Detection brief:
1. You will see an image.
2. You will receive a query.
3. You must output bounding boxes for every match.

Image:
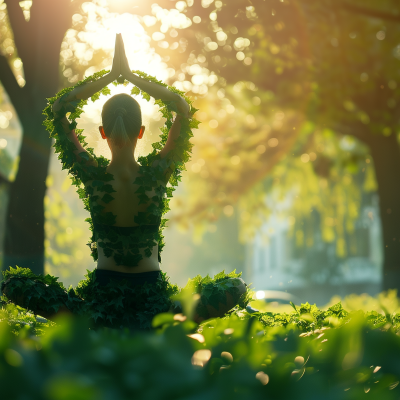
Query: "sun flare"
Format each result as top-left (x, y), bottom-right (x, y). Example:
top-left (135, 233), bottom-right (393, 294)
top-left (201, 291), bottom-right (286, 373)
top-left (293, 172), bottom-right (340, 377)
top-left (75, 3), bottom-right (171, 160)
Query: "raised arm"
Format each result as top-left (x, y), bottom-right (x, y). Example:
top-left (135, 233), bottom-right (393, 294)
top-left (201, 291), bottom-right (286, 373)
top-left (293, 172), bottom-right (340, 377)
top-left (51, 35), bottom-right (121, 167)
top-left (119, 35), bottom-right (190, 166)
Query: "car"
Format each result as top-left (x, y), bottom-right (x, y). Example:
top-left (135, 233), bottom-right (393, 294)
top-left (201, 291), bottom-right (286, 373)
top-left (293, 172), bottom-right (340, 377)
top-left (254, 290), bottom-right (300, 305)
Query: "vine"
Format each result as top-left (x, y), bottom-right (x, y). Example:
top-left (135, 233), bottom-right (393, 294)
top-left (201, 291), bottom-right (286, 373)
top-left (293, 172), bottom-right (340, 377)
top-left (43, 70), bottom-right (199, 267)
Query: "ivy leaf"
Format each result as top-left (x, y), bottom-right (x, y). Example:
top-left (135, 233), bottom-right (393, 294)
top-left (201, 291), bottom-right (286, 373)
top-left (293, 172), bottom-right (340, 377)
top-left (91, 180), bottom-right (105, 188)
top-left (91, 311), bottom-right (103, 322)
top-left (138, 194), bottom-right (149, 205)
top-left (103, 247), bottom-right (113, 257)
top-left (131, 86), bottom-right (140, 96)
top-left (101, 86), bottom-right (111, 96)
top-left (102, 184), bottom-right (116, 194)
top-left (101, 194), bottom-right (114, 204)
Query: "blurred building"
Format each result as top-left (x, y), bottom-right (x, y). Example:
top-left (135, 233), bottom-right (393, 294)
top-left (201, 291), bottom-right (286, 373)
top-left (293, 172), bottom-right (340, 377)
top-left (244, 194), bottom-right (383, 305)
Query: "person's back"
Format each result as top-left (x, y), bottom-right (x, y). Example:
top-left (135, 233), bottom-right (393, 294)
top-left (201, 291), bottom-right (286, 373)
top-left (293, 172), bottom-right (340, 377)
top-left (84, 87), bottom-right (185, 273)
top-left (48, 35), bottom-right (190, 275)
top-left (101, 163), bottom-right (157, 227)
top-left (93, 160), bottom-right (165, 273)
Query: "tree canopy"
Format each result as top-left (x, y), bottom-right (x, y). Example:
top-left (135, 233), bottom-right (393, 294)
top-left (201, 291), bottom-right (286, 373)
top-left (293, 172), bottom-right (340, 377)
top-left (0, 0), bottom-right (399, 288)
top-left (133, 0), bottom-right (400, 288)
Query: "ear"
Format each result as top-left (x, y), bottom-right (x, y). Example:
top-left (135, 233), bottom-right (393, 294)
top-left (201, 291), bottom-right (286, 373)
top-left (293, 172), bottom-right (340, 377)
top-left (138, 125), bottom-right (145, 139)
top-left (99, 126), bottom-right (107, 139)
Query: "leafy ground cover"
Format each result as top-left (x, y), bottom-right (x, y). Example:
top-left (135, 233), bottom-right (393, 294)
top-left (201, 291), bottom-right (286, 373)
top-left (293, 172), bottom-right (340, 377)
top-left (1, 286), bottom-right (400, 399)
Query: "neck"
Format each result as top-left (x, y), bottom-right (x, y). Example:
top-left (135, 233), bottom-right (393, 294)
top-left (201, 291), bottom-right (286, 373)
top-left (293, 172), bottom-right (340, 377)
top-left (109, 145), bottom-right (138, 167)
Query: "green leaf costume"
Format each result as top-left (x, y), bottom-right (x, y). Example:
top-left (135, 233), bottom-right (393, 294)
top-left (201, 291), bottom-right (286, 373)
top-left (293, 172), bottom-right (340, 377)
top-left (43, 69), bottom-right (197, 267)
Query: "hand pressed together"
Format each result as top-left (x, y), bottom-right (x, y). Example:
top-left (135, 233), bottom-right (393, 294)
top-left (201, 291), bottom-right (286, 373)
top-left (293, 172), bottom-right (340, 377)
top-left (110, 33), bottom-right (122, 80)
top-left (119, 34), bottom-right (133, 80)
top-left (110, 33), bottom-right (133, 81)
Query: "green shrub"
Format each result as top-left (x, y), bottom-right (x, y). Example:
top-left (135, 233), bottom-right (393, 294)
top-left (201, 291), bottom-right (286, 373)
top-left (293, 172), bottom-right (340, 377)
top-left (1, 291), bottom-right (400, 399)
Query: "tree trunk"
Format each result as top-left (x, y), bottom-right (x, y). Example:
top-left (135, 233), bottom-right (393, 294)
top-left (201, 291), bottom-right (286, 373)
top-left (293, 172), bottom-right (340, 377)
top-left (3, 83), bottom-right (57, 276)
top-left (0, 0), bottom-right (75, 276)
top-left (3, 121), bottom-right (51, 275)
top-left (369, 133), bottom-right (400, 291)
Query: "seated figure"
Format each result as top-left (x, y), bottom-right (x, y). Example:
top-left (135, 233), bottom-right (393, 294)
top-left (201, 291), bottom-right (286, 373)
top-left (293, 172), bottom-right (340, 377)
top-left (1, 34), bottom-right (249, 331)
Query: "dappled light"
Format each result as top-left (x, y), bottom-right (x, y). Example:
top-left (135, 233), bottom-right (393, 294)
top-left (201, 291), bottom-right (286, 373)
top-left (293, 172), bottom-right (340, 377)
top-left (191, 349), bottom-right (212, 367)
top-left (1, 0), bottom-right (400, 397)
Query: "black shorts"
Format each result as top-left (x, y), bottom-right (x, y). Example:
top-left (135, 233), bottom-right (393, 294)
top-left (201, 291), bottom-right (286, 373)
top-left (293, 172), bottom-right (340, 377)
top-left (94, 269), bottom-right (162, 287)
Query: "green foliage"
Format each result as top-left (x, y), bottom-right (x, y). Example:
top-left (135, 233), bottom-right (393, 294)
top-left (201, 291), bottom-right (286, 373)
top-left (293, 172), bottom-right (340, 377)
top-left (43, 70), bottom-right (199, 268)
top-left (2, 269), bottom-right (400, 398)
top-left (183, 270), bottom-right (253, 318)
top-left (178, 87), bottom-right (376, 261)
top-left (183, 269), bottom-right (244, 295)
top-left (247, 126), bottom-right (374, 259)
top-left (143, 0), bottom-right (399, 267)
top-left (2, 290), bottom-right (400, 399)
top-left (0, 303), bottom-right (53, 337)
top-left (1, 267), bottom-right (68, 316)
top-left (1, 268), bottom-right (254, 332)
top-left (1, 267), bottom-right (181, 332)
top-left (72, 269), bottom-right (179, 331)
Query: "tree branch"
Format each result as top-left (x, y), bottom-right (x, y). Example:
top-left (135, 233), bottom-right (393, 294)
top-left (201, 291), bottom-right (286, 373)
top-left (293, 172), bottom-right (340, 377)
top-left (341, 2), bottom-right (400, 22)
top-left (0, 54), bottom-right (26, 118)
top-left (4, 0), bottom-right (31, 65)
top-left (29, 0), bottom-right (76, 98)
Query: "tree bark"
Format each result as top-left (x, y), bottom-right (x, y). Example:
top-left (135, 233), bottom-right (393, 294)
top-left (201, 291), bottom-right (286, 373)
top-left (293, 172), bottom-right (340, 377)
top-left (3, 121), bottom-right (52, 275)
top-left (368, 133), bottom-right (400, 291)
top-left (1, 0), bottom-right (75, 275)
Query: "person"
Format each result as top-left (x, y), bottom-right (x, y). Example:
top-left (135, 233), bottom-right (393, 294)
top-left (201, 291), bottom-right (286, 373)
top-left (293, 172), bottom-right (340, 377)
top-left (52, 34), bottom-right (189, 280)
top-left (1, 34), bottom-right (248, 331)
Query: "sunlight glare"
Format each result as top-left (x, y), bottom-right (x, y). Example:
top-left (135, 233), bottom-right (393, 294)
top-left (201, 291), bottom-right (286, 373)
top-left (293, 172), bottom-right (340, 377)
top-left (76, 6), bottom-right (171, 160)
top-left (256, 290), bottom-right (265, 299)
top-left (191, 349), bottom-right (212, 367)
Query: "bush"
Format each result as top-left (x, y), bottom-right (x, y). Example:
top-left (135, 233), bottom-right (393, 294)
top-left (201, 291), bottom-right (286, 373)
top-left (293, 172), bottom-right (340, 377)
top-left (1, 290), bottom-right (400, 399)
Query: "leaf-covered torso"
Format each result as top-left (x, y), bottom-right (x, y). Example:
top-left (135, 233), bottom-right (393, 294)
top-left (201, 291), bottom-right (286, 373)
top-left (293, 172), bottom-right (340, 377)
top-left (43, 70), bottom-right (199, 267)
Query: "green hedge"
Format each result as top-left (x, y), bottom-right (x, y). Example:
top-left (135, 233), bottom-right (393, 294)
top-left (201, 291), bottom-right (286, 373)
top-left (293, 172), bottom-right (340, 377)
top-left (1, 290), bottom-right (400, 399)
